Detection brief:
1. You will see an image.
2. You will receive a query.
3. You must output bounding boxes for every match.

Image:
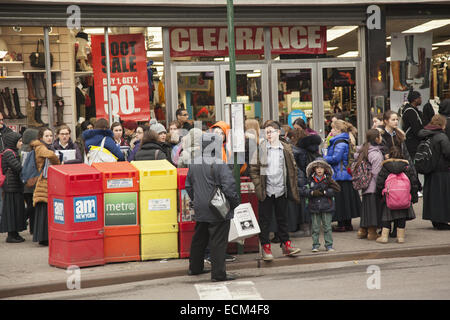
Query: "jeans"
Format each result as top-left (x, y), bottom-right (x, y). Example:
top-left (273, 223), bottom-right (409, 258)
top-left (311, 212), bottom-right (333, 248)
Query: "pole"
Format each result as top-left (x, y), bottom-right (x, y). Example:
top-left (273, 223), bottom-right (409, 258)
top-left (227, 0), bottom-right (243, 255)
top-left (43, 27), bottom-right (54, 131)
top-left (104, 27), bottom-right (113, 125)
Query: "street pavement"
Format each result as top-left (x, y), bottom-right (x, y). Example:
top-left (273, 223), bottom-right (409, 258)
top-left (0, 199), bottom-right (449, 298)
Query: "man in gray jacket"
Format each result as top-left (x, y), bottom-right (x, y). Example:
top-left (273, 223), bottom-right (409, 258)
top-left (186, 133), bottom-right (240, 282)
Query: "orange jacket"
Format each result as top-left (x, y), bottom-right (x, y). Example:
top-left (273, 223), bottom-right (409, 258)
top-left (211, 121), bottom-right (230, 163)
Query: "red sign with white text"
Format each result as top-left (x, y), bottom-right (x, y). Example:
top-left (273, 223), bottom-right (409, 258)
top-left (169, 26), bottom-right (327, 57)
top-left (91, 33), bottom-right (150, 121)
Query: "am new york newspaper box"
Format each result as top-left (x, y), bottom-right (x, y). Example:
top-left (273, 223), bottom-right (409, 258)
top-left (228, 202), bottom-right (260, 243)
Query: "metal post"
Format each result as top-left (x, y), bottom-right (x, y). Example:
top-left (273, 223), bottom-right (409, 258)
top-left (43, 27), bottom-right (54, 131)
top-left (227, 0), bottom-right (243, 255)
top-left (104, 27), bottom-right (113, 125)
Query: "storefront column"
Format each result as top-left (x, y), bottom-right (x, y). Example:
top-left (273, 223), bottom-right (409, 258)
top-left (162, 27), bottom-right (173, 122)
top-left (104, 27), bottom-right (113, 125)
top-left (44, 26), bottom-right (54, 131)
top-left (357, 26), bottom-right (369, 144)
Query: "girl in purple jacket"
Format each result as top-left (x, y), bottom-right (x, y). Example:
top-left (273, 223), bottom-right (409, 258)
top-left (353, 129), bottom-right (384, 240)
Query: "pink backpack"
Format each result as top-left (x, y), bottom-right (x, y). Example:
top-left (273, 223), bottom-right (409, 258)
top-left (382, 172), bottom-right (411, 210)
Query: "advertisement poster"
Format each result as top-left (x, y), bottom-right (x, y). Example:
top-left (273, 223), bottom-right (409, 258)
top-left (104, 192), bottom-right (138, 226)
top-left (389, 32), bottom-right (432, 112)
top-left (91, 33), bottom-right (150, 121)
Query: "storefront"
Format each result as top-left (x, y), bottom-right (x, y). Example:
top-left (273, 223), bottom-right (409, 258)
top-left (0, 1), bottom-right (449, 143)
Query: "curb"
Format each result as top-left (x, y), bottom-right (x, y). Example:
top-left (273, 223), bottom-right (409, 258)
top-left (1, 244), bottom-right (449, 299)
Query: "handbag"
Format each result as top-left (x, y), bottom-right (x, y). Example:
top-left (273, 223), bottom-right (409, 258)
top-left (86, 137), bottom-right (118, 165)
top-left (208, 165), bottom-right (230, 220)
top-left (29, 40), bottom-right (53, 69)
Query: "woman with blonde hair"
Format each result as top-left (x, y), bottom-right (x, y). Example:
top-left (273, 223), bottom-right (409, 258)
top-left (324, 120), bottom-right (361, 233)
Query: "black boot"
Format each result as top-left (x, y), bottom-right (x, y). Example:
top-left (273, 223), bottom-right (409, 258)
top-left (1, 88), bottom-right (17, 119)
top-left (12, 88), bottom-right (26, 119)
top-left (420, 58), bottom-right (431, 89)
top-left (6, 232), bottom-right (22, 243)
top-left (14, 232), bottom-right (25, 242)
top-left (0, 94), bottom-right (9, 119)
top-left (34, 101), bottom-right (45, 125)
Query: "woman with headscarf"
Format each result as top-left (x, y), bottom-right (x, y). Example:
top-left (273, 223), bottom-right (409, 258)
top-left (0, 132), bottom-right (26, 243)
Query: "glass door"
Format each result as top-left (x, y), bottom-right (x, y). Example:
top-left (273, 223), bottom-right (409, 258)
top-left (171, 65), bottom-right (221, 127)
top-left (317, 61), bottom-right (360, 140)
top-left (271, 63), bottom-right (318, 132)
top-left (220, 64), bottom-right (269, 125)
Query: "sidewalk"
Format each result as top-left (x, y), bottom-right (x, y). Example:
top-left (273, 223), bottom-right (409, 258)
top-left (0, 199), bottom-right (449, 298)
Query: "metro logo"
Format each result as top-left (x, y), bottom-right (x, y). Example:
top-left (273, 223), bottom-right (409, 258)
top-left (73, 196), bottom-right (98, 223)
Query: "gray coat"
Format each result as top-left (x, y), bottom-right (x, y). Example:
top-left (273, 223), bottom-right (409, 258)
top-left (185, 157), bottom-right (240, 223)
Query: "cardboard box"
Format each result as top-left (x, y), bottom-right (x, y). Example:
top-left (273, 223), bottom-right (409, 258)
top-left (228, 203), bottom-right (260, 243)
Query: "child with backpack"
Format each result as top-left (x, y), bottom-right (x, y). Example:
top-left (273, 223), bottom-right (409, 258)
top-left (352, 129), bottom-right (384, 240)
top-left (375, 146), bottom-right (418, 243)
top-left (324, 120), bottom-right (361, 232)
top-left (300, 158), bottom-right (341, 252)
top-left (0, 132), bottom-right (26, 243)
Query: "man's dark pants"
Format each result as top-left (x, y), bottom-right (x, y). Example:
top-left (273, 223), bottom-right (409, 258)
top-left (258, 194), bottom-right (289, 245)
top-left (189, 219), bottom-right (230, 280)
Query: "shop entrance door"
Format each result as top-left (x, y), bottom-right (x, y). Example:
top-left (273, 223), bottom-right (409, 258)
top-left (219, 63), bottom-right (269, 124)
top-left (171, 64), bottom-right (221, 127)
top-left (272, 60), bottom-right (365, 140)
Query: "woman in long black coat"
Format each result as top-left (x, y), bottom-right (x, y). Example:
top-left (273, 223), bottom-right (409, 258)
top-left (134, 129), bottom-right (169, 161)
top-left (419, 115), bottom-right (450, 230)
top-left (0, 132), bottom-right (26, 243)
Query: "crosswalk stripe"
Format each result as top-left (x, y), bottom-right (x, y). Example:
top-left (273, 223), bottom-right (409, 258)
top-left (195, 281), bottom-right (263, 300)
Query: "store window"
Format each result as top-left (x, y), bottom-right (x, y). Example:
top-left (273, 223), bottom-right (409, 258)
top-left (177, 71), bottom-right (216, 126)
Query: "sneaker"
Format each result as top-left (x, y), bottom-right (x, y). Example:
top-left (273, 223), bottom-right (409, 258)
top-left (418, 191), bottom-right (423, 198)
top-left (311, 246), bottom-right (320, 253)
top-left (204, 256), bottom-right (211, 264)
top-left (225, 254), bottom-right (236, 263)
top-left (262, 244), bottom-right (274, 261)
top-left (282, 240), bottom-right (301, 256)
top-left (326, 246), bottom-right (335, 252)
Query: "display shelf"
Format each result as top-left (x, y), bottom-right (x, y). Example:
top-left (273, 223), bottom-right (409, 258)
top-left (0, 61), bottom-right (24, 65)
top-left (21, 70), bottom-right (62, 73)
top-left (16, 34), bottom-right (60, 37)
top-left (0, 76), bottom-right (25, 80)
top-left (74, 71), bottom-right (93, 77)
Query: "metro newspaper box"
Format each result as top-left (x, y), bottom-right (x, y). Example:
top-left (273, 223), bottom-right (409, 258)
top-left (92, 162), bottom-right (140, 263)
top-left (228, 202), bottom-right (260, 243)
top-left (131, 160), bottom-right (179, 260)
top-left (177, 168), bottom-right (195, 258)
top-left (227, 177), bottom-right (260, 253)
top-left (48, 164), bottom-right (105, 268)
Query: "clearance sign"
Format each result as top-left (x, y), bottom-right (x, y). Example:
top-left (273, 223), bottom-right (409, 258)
top-left (170, 26), bottom-right (327, 57)
top-left (91, 33), bottom-right (150, 121)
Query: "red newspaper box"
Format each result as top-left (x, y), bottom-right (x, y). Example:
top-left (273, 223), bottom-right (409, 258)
top-left (48, 164), bottom-right (105, 268)
top-left (92, 162), bottom-right (140, 263)
top-left (177, 168), bottom-right (195, 258)
top-left (227, 176), bottom-right (259, 254)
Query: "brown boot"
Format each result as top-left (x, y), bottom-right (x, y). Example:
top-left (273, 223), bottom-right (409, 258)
top-left (55, 99), bottom-right (65, 126)
top-left (25, 73), bottom-right (38, 101)
top-left (357, 227), bottom-right (368, 239)
top-left (415, 47), bottom-right (426, 78)
top-left (0, 94), bottom-right (9, 119)
top-left (26, 100), bottom-right (42, 127)
top-left (391, 61), bottom-right (407, 91)
top-left (367, 227), bottom-right (378, 240)
top-left (397, 228), bottom-right (405, 243)
top-left (376, 227), bottom-right (390, 244)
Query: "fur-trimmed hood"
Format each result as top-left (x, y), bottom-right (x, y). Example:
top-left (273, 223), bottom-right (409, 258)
top-left (306, 158), bottom-right (334, 177)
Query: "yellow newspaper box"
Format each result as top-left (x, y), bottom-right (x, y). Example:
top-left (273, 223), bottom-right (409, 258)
top-left (131, 160), bottom-right (178, 260)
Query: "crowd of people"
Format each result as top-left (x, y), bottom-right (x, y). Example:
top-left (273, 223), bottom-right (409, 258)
top-left (0, 90), bottom-right (449, 282)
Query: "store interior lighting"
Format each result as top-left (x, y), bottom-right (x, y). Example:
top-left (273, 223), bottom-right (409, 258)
top-left (247, 73), bottom-right (261, 78)
top-left (337, 51), bottom-right (359, 58)
top-left (327, 47), bottom-right (339, 51)
top-left (327, 26), bottom-right (358, 42)
top-left (402, 19), bottom-right (450, 33)
top-left (83, 28), bottom-right (111, 34)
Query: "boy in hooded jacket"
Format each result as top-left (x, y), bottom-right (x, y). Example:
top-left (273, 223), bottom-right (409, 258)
top-left (300, 158), bottom-right (341, 252)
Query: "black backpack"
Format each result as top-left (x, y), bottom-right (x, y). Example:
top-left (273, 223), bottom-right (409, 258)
top-left (413, 135), bottom-right (439, 174)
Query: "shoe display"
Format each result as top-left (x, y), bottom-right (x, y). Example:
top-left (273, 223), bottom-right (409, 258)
top-left (262, 243), bottom-right (274, 261)
top-left (282, 240), bottom-right (301, 256)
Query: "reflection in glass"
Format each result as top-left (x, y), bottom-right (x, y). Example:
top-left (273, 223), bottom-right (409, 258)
top-left (177, 72), bottom-right (216, 126)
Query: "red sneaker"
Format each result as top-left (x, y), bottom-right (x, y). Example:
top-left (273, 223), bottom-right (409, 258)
top-left (262, 243), bottom-right (274, 261)
top-left (282, 240), bottom-right (301, 256)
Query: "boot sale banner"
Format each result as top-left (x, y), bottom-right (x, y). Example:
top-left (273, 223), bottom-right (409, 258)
top-left (390, 32), bottom-right (432, 112)
top-left (91, 33), bottom-right (150, 121)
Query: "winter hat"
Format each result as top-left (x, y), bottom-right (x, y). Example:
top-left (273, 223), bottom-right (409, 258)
top-left (4, 131), bottom-right (22, 150)
top-left (407, 91), bottom-right (421, 103)
top-left (438, 99), bottom-right (450, 117)
top-left (150, 122), bottom-right (167, 135)
top-left (22, 128), bottom-right (39, 145)
top-left (75, 31), bottom-right (89, 42)
top-left (122, 120), bottom-right (138, 131)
